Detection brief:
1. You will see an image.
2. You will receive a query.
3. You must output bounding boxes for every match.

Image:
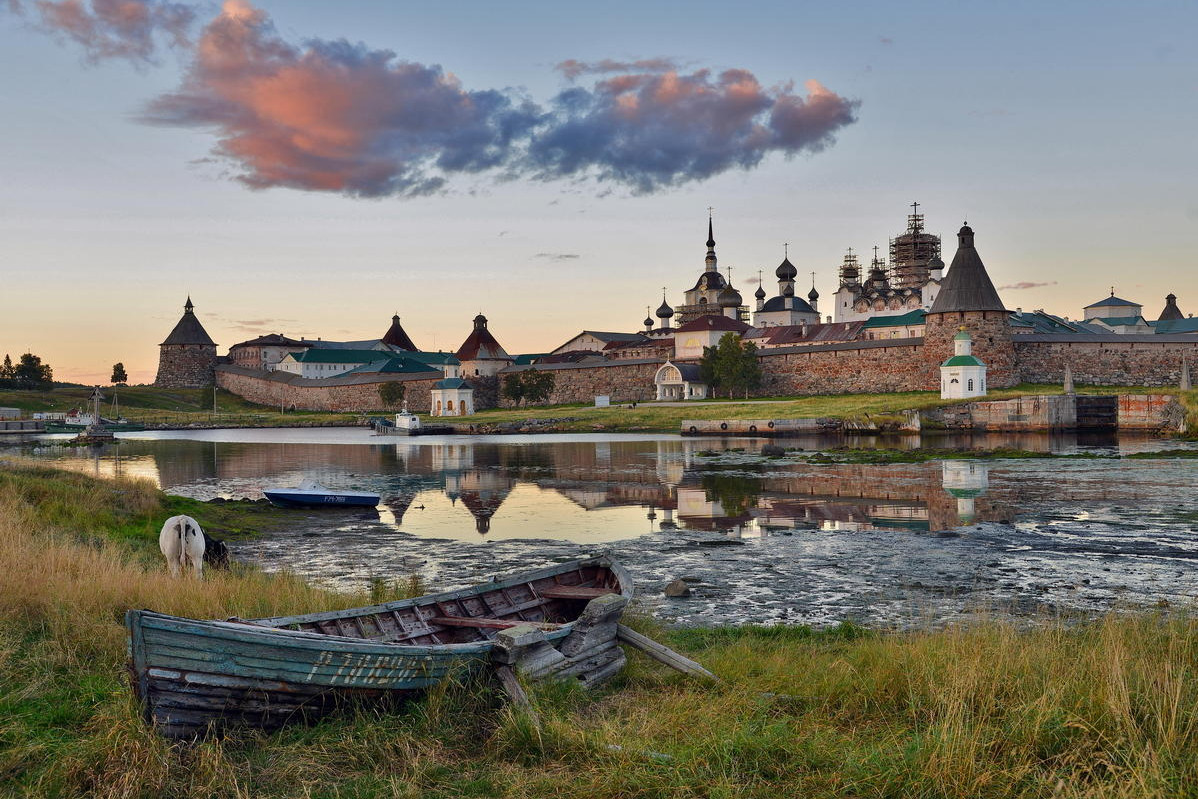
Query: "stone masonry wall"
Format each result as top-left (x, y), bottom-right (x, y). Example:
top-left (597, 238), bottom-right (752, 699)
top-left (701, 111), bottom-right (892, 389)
top-left (924, 310), bottom-right (1018, 390)
top-left (758, 341), bottom-right (928, 394)
top-left (155, 344), bottom-right (217, 388)
top-left (501, 361), bottom-right (664, 406)
top-left (1015, 339), bottom-right (1198, 386)
top-left (216, 366), bottom-right (440, 413)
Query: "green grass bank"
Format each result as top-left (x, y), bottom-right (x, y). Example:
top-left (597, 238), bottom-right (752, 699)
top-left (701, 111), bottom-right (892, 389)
top-left (2, 459), bottom-right (1197, 797)
top-left (5, 382), bottom-right (1198, 435)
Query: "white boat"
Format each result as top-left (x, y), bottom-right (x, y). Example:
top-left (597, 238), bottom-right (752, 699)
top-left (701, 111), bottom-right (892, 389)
top-left (262, 479), bottom-right (380, 509)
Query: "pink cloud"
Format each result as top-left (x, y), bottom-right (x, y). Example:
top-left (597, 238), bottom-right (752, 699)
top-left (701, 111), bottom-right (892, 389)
top-left (15, 0), bottom-right (194, 64)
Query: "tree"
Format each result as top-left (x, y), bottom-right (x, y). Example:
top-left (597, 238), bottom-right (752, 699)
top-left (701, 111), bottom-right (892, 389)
top-left (378, 381), bottom-right (406, 408)
top-left (503, 370), bottom-right (555, 406)
top-left (111, 363), bottom-right (128, 385)
top-left (0, 354), bottom-right (12, 388)
top-left (699, 333), bottom-right (762, 399)
top-left (521, 369), bottom-right (556, 405)
top-left (501, 373), bottom-right (525, 406)
top-left (12, 352), bottom-right (53, 389)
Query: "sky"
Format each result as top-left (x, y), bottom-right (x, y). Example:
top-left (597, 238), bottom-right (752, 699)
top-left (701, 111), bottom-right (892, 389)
top-left (1, 0), bottom-right (1195, 384)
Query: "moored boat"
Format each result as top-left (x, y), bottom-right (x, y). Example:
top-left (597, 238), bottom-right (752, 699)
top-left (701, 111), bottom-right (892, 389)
top-left (262, 479), bottom-right (381, 508)
top-left (126, 557), bottom-right (632, 739)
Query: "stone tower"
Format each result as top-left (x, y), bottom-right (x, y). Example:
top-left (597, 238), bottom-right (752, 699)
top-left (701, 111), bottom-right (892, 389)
top-left (923, 224), bottom-right (1015, 388)
top-left (155, 297), bottom-right (218, 388)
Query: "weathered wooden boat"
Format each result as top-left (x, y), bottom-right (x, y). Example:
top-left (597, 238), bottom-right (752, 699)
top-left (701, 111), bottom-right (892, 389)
top-left (127, 557), bottom-right (632, 739)
top-left (262, 479), bottom-right (381, 508)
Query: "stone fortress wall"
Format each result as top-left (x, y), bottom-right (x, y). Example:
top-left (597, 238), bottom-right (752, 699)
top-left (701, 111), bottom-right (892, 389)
top-left (216, 365), bottom-right (440, 413)
top-left (155, 344), bottom-right (217, 389)
top-left (215, 334), bottom-right (1198, 414)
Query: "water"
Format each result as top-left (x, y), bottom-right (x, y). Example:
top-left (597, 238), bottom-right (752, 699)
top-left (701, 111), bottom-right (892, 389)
top-left (9, 428), bottom-right (1198, 626)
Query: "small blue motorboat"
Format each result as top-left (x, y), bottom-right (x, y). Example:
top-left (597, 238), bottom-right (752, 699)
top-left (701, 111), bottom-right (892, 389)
top-left (262, 479), bottom-right (380, 509)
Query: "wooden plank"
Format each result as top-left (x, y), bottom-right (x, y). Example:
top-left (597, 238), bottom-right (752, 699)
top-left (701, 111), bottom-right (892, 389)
top-left (494, 664), bottom-right (540, 727)
top-left (430, 616), bottom-right (560, 630)
top-left (616, 624), bottom-right (720, 683)
top-left (540, 585), bottom-right (616, 600)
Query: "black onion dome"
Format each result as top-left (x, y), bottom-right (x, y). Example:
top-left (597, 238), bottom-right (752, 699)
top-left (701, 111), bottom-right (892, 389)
top-left (775, 257), bottom-right (798, 281)
top-left (754, 285), bottom-right (767, 300)
top-left (718, 285), bottom-right (742, 307)
top-left (808, 286), bottom-right (819, 301)
top-left (644, 315), bottom-right (654, 327)
top-left (656, 300), bottom-right (674, 319)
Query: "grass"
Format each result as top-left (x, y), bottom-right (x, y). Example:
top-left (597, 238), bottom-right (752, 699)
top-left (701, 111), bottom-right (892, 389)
top-left (3, 459), bottom-right (1198, 797)
top-left (7, 382), bottom-right (1198, 436)
top-left (0, 385), bottom-right (358, 428)
top-left (463, 383), bottom-right (1198, 435)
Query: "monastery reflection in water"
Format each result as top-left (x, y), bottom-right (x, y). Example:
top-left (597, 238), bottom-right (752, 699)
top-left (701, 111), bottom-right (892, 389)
top-left (43, 436), bottom-right (1015, 540)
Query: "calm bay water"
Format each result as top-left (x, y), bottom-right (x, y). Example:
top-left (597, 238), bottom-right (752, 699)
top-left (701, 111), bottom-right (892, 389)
top-left (10, 428), bottom-right (1198, 626)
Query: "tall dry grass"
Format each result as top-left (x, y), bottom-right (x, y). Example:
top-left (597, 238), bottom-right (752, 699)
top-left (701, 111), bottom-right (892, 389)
top-left (2, 459), bottom-right (1198, 798)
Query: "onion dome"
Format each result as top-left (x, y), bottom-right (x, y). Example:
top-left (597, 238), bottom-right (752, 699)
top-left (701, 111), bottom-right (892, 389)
top-left (754, 284), bottom-right (767, 300)
top-left (643, 310), bottom-right (654, 328)
top-left (927, 254), bottom-right (945, 270)
top-left (808, 286), bottom-right (819, 302)
top-left (656, 299), bottom-right (674, 319)
top-left (775, 257), bottom-right (798, 281)
top-left (718, 285), bottom-right (742, 308)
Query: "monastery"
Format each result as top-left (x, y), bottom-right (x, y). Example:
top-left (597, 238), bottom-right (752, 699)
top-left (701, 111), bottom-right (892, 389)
top-left (154, 205), bottom-right (1198, 413)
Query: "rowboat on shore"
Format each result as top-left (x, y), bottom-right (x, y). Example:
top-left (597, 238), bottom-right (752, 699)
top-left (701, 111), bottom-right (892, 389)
top-left (261, 479), bottom-right (380, 508)
top-left (126, 557), bottom-right (632, 739)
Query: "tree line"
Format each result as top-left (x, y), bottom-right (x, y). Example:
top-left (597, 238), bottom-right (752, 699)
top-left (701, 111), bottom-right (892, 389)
top-left (0, 353), bottom-right (54, 389)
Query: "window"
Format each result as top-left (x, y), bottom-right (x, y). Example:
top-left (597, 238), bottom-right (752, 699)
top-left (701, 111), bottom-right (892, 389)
top-left (447, 400), bottom-right (454, 411)
top-left (968, 379), bottom-right (974, 391)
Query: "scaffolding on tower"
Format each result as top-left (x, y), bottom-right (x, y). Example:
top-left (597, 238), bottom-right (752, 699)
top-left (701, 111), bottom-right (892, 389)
top-left (889, 202), bottom-right (942, 289)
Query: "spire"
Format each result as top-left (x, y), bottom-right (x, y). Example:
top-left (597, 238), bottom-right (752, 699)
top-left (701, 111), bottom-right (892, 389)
top-left (704, 209), bottom-right (717, 270)
top-left (928, 223), bottom-right (1006, 314)
top-left (184, 296), bottom-right (194, 314)
top-left (1159, 293), bottom-right (1184, 321)
top-left (381, 313), bottom-right (418, 350)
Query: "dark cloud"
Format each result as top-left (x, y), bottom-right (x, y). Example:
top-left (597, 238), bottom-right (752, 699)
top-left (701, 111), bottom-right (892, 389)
top-left (999, 281), bottom-right (1057, 290)
top-left (11, 0), bottom-right (195, 65)
top-left (526, 70), bottom-right (859, 193)
top-left (532, 252), bottom-right (580, 261)
top-left (555, 57), bottom-right (679, 81)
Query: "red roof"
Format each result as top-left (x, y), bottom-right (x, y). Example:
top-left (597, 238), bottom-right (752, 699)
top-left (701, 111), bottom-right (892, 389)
top-left (381, 315), bottom-right (418, 350)
top-left (673, 315), bottom-right (750, 334)
top-left (455, 315), bottom-right (511, 361)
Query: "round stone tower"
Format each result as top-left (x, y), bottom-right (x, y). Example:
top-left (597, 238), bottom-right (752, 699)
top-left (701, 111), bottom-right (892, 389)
top-left (155, 297), bottom-right (218, 388)
top-left (922, 224), bottom-right (1016, 388)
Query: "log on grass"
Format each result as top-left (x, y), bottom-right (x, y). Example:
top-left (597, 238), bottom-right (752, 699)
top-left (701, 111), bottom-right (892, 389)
top-left (615, 624), bottom-right (720, 682)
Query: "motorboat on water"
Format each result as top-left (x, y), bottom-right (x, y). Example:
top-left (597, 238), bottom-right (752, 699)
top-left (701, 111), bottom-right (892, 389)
top-left (262, 479), bottom-right (381, 508)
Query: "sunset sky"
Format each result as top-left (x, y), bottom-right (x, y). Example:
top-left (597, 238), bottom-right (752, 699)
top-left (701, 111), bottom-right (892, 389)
top-left (1, 1), bottom-right (1194, 384)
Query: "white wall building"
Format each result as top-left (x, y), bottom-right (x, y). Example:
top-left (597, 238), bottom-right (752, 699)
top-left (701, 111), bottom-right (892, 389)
top-left (940, 329), bottom-right (988, 399)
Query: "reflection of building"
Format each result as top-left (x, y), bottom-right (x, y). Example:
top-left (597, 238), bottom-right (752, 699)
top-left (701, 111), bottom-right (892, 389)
top-left (941, 460), bottom-right (990, 524)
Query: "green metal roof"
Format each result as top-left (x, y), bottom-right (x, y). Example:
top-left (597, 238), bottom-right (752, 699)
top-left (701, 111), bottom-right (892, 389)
top-left (941, 355), bottom-right (985, 367)
top-left (861, 309), bottom-right (925, 328)
top-left (513, 354), bottom-right (549, 365)
top-left (1153, 318), bottom-right (1198, 334)
top-left (953, 329), bottom-right (972, 341)
top-left (291, 348), bottom-right (389, 364)
top-left (433, 377), bottom-right (470, 389)
top-left (404, 351), bottom-right (461, 366)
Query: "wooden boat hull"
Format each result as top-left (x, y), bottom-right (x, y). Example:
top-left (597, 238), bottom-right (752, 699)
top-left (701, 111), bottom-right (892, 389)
top-left (127, 557), bottom-right (631, 739)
